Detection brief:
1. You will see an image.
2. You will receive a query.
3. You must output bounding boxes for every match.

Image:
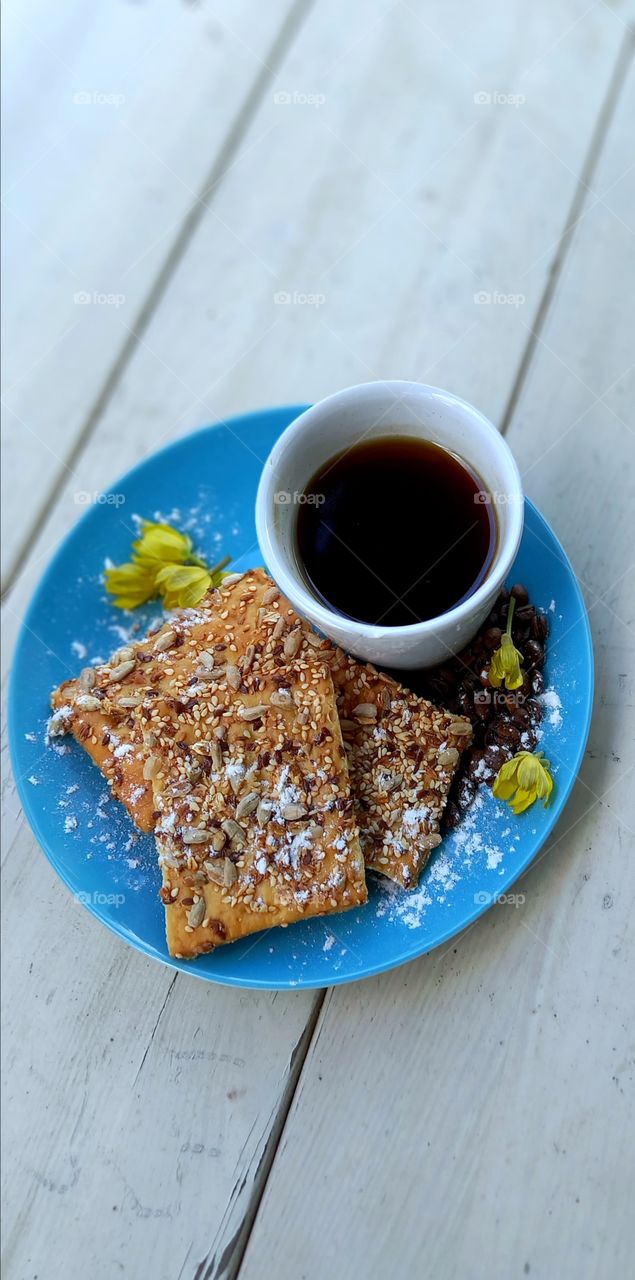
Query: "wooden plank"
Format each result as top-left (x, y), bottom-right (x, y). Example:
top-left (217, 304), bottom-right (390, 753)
top-left (3, 0), bottom-right (627, 651)
top-left (2, 2), bottom-right (631, 1277)
top-left (1, 0), bottom-right (303, 585)
top-left (237, 53), bottom-right (635, 1280)
top-left (0, 840), bottom-right (318, 1279)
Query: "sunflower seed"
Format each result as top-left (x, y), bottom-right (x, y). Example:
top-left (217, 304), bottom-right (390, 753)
top-left (281, 803), bottom-right (307, 821)
top-left (221, 819), bottom-right (246, 848)
top-left (204, 860), bottom-right (225, 886)
top-left (339, 719), bottom-right (358, 733)
top-left (211, 829), bottom-right (227, 852)
top-left (272, 616), bottom-right (286, 640)
top-left (222, 573), bottom-right (243, 586)
top-left (448, 719), bottom-right (472, 737)
top-left (270, 689), bottom-right (294, 708)
top-left (420, 833), bottom-right (443, 851)
top-left (210, 740), bottom-right (223, 771)
top-left (117, 695), bottom-right (144, 708)
top-left (304, 630), bottom-right (323, 647)
top-left (198, 650), bottom-right (216, 670)
top-left (241, 644), bottom-right (256, 674)
top-left (79, 667), bottom-right (96, 692)
top-left (116, 646), bottom-right (135, 663)
top-left (223, 858), bottom-right (237, 887)
top-left (438, 748), bottom-right (460, 767)
top-left (143, 755), bottom-right (161, 780)
top-left (297, 707), bottom-right (310, 726)
top-left (181, 828), bottom-right (214, 844)
top-left (257, 800), bottom-right (273, 826)
top-left (226, 664), bottom-right (241, 690)
top-left (263, 586), bottom-right (279, 604)
top-left (187, 898), bottom-right (206, 928)
top-left (284, 629), bottom-right (302, 658)
top-left (153, 629), bottom-right (177, 653)
top-left (353, 703), bottom-right (377, 720)
top-left (235, 790), bottom-right (259, 819)
top-left (195, 665), bottom-right (226, 681)
top-left (75, 694), bottom-right (102, 712)
top-left (307, 824), bottom-right (324, 839)
top-left (238, 704), bottom-right (268, 721)
top-left (107, 659), bottom-right (136, 683)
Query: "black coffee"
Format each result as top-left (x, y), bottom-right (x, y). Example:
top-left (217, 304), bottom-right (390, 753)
top-left (296, 436), bottom-right (496, 626)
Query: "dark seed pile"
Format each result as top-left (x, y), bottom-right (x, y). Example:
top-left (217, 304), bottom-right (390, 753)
top-left (410, 585), bottom-right (549, 830)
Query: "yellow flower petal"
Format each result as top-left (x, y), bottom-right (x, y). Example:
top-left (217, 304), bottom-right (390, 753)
top-left (510, 789), bottom-right (536, 815)
top-left (517, 754), bottom-right (540, 791)
top-left (104, 561), bottom-right (158, 609)
top-left (488, 633), bottom-right (524, 690)
top-left (155, 564), bottom-right (211, 608)
top-left (492, 750), bottom-right (554, 814)
top-left (132, 521), bottom-right (192, 566)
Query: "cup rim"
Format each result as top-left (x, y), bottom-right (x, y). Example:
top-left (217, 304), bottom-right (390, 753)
top-left (255, 380), bottom-right (524, 639)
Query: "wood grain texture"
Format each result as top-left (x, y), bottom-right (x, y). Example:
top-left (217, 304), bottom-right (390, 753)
top-left (3, 0), bottom-right (627, 655)
top-left (0, 828), bottom-right (318, 1279)
top-left (1, 0), bottom-right (304, 584)
top-left (237, 51), bottom-right (635, 1280)
top-left (2, 2), bottom-right (634, 1278)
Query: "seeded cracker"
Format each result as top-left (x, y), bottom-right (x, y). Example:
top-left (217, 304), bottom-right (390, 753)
top-left (138, 572), bottom-right (366, 955)
top-left (327, 652), bottom-right (472, 888)
top-left (50, 569), bottom-right (469, 947)
top-left (48, 616), bottom-right (194, 832)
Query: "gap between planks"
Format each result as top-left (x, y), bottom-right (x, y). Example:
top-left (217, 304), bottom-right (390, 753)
top-left (223, 32), bottom-right (635, 1280)
top-left (1, 0), bottom-right (317, 600)
top-left (189, 989), bottom-right (326, 1280)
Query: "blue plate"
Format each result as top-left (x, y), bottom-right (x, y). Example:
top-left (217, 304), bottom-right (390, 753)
top-left (9, 406), bottom-right (594, 989)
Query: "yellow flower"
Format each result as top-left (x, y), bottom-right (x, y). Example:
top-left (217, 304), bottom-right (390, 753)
top-left (488, 633), bottom-right (524, 690)
top-left (104, 517), bottom-right (232, 610)
top-left (493, 751), bottom-right (554, 815)
top-left (104, 562), bottom-right (158, 609)
top-left (488, 597), bottom-right (524, 690)
top-left (132, 521), bottom-right (193, 567)
top-left (154, 564), bottom-right (212, 609)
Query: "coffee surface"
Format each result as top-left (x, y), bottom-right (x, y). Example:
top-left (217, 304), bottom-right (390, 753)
top-left (296, 435), bottom-right (496, 626)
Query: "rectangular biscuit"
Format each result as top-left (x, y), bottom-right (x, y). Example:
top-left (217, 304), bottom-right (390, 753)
top-left (130, 571), bottom-right (367, 956)
top-left (50, 570), bottom-right (366, 957)
top-left (328, 651), bottom-right (472, 888)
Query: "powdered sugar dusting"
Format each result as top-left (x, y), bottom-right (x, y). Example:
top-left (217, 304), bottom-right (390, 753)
top-left (540, 688), bottom-right (563, 730)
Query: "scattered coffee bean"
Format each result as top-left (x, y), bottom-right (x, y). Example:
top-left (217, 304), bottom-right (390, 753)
top-left (525, 640), bottom-right (545, 669)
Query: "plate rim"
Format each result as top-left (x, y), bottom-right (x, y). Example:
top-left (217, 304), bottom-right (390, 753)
top-left (8, 407), bottom-right (594, 989)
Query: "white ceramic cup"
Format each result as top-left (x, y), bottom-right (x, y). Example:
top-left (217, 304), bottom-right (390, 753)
top-left (255, 381), bottom-right (524, 669)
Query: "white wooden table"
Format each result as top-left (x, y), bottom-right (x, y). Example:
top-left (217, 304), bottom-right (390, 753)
top-left (3, 3), bottom-right (634, 1277)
